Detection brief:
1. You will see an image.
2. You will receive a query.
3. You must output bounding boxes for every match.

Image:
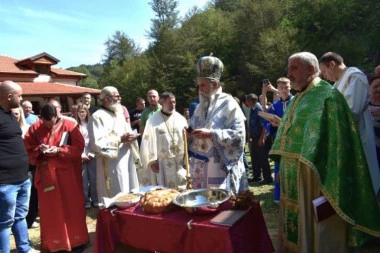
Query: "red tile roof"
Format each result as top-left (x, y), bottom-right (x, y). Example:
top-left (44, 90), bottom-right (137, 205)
top-left (50, 67), bottom-right (86, 77)
top-left (1, 53), bottom-right (100, 96)
top-left (0, 54), bottom-right (86, 77)
top-left (0, 55), bottom-right (36, 74)
top-left (19, 82), bottom-right (100, 96)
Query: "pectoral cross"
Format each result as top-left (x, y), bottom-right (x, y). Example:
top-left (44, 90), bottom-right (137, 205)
top-left (170, 141), bottom-right (178, 154)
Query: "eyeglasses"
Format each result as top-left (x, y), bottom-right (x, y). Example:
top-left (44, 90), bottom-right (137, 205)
top-left (109, 95), bottom-right (122, 99)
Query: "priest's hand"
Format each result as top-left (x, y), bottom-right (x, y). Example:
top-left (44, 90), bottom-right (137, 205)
top-left (192, 128), bottom-right (212, 139)
top-left (121, 132), bottom-right (140, 143)
top-left (150, 161), bottom-right (159, 173)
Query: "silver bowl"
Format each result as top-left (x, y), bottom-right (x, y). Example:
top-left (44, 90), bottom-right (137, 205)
top-left (173, 188), bottom-right (230, 214)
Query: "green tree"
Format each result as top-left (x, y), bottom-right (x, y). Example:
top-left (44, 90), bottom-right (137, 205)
top-left (103, 31), bottom-right (141, 65)
top-left (232, 0), bottom-right (295, 94)
top-left (68, 65), bottom-right (100, 89)
top-left (145, 0), bottom-right (182, 99)
top-left (147, 0), bottom-right (180, 44)
top-left (284, 0), bottom-right (380, 67)
top-left (99, 30), bottom-right (144, 105)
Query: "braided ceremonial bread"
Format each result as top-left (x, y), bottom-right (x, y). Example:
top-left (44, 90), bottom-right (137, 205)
top-left (141, 188), bottom-right (180, 213)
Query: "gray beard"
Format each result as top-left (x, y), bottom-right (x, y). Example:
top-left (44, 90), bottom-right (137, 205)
top-left (199, 93), bottom-right (216, 115)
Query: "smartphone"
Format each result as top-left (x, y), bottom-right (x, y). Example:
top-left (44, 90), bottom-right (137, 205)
top-left (263, 78), bottom-right (269, 84)
top-left (43, 147), bottom-right (54, 154)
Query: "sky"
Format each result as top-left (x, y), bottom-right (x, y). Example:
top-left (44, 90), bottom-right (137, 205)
top-left (0, 0), bottom-right (209, 69)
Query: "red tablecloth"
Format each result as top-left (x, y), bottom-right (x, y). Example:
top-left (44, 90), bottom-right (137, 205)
top-left (95, 200), bottom-right (274, 253)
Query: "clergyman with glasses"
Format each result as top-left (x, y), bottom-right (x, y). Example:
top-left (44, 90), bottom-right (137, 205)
top-left (87, 86), bottom-right (140, 200)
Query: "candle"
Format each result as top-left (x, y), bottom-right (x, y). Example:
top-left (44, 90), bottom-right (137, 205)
top-left (183, 130), bottom-right (192, 189)
top-left (183, 130), bottom-right (189, 177)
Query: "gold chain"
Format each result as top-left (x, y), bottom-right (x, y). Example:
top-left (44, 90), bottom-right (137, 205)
top-left (161, 112), bottom-right (178, 153)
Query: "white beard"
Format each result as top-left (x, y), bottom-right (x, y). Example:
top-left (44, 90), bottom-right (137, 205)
top-left (199, 91), bottom-right (216, 114)
top-left (109, 102), bottom-right (122, 114)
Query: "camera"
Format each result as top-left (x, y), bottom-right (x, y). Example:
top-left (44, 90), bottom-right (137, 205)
top-left (262, 78), bottom-right (269, 84)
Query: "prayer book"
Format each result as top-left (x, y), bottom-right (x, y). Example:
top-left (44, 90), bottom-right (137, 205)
top-left (258, 111), bottom-right (281, 124)
top-left (210, 209), bottom-right (248, 226)
top-left (59, 131), bottom-right (69, 146)
top-left (312, 196), bottom-right (336, 222)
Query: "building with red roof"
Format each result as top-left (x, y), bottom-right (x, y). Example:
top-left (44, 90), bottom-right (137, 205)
top-left (0, 52), bottom-right (100, 114)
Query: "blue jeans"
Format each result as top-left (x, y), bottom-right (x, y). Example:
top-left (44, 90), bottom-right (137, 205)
top-left (82, 158), bottom-right (98, 205)
top-left (0, 178), bottom-right (32, 253)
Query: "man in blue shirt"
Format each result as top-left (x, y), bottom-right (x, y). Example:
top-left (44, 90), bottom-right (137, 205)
top-left (22, 100), bottom-right (39, 125)
top-left (242, 93), bottom-right (272, 184)
top-left (261, 77), bottom-right (293, 202)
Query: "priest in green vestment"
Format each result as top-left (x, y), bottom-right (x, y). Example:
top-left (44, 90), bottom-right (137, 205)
top-left (270, 52), bottom-right (380, 253)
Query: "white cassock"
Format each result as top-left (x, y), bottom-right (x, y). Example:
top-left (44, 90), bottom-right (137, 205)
top-left (88, 107), bottom-right (139, 199)
top-left (139, 111), bottom-right (188, 189)
top-left (335, 67), bottom-right (380, 196)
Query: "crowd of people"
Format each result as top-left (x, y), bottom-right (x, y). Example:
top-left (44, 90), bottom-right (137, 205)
top-left (1, 53), bottom-right (380, 252)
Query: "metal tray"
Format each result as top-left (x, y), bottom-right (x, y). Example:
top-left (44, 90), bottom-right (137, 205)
top-left (173, 188), bottom-right (230, 214)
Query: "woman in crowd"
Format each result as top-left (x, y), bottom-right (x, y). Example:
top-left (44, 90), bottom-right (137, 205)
top-left (75, 103), bottom-right (98, 208)
top-left (11, 106), bottom-right (29, 137)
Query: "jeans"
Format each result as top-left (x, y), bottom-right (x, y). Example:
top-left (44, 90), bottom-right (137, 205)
top-left (82, 158), bottom-right (98, 205)
top-left (0, 178), bottom-right (32, 253)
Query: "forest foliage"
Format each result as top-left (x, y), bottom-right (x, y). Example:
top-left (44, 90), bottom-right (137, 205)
top-left (68, 0), bottom-right (380, 111)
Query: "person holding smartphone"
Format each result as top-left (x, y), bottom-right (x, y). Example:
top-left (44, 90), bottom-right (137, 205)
top-left (261, 77), bottom-right (293, 202)
top-left (24, 103), bottom-right (89, 252)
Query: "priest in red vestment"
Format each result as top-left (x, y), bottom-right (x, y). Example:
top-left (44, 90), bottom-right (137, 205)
top-left (24, 104), bottom-right (89, 252)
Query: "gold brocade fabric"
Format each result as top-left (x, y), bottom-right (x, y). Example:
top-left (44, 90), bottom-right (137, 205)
top-left (270, 79), bottom-right (380, 249)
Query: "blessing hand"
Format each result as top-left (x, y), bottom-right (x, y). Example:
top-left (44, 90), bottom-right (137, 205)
top-left (191, 128), bottom-right (212, 139)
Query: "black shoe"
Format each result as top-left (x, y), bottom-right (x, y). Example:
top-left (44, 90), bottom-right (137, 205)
top-left (248, 177), bottom-right (262, 183)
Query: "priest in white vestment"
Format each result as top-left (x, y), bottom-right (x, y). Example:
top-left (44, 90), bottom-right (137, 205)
top-left (88, 86), bottom-right (140, 200)
top-left (319, 52), bottom-right (380, 198)
top-left (188, 56), bottom-right (249, 194)
top-left (139, 92), bottom-right (188, 188)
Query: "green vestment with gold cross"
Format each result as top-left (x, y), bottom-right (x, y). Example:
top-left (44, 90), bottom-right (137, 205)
top-left (270, 78), bottom-right (380, 252)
